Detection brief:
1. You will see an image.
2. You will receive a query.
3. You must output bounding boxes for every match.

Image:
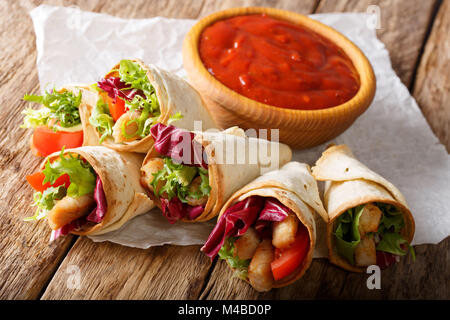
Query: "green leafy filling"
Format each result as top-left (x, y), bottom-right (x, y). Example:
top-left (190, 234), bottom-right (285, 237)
top-left (218, 237), bottom-right (250, 280)
top-left (334, 205), bottom-right (364, 265)
top-left (42, 148), bottom-right (96, 198)
top-left (93, 60), bottom-right (183, 141)
top-left (334, 203), bottom-right (415, 265)
top-left (89, 95), bottom-right (114, 143)
top-left (22, 89), bottom-right (82, 130)
top-left (376, 203), bottom-right (415, 259)
top-left (24, 186), bottom-right (67, 221)
top-left (151, 157), bottom-right (210, 203)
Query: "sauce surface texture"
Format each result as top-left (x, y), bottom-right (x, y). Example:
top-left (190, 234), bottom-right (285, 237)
top-left (199, 14), bottom-right (360, 110)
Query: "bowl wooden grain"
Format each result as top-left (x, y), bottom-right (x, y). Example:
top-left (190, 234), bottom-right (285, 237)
top-left (182, 7), bottom-right (376, 149)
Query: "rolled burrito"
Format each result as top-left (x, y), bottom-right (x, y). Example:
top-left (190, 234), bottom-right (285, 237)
top-left (140, 123), bottom-right (292, 223)
top-left (79, 59), bottom-right (217, 153)
top-left (24, 146), bottom-right (154, 239)
top-left (201, 162), bottom-right (327, 292)
top-left (311, 144), bottom-right (415, 272)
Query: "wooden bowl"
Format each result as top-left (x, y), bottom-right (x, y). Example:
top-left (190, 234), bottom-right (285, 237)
top-left (182, 7), bottom-right (376, 149)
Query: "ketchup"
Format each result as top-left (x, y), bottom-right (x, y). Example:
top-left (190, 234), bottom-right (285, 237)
top-left (199, 14), bottom-right (360, 110)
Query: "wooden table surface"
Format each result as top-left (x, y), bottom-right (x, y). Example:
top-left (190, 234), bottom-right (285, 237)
top-left (0, 0), bottom-right (448, 300)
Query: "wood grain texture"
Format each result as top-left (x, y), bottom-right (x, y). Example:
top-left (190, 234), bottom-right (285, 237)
top-left (202, 240), bottom-right (449, 299)
top-left (413, 0), bottom-right (450, 151)
top-left (41, 239), bottom-right (212, 299)
top-left (316, 0), bottom-right (438, 87)
top-left (0, 0), bottom-right (447, 300)
top-left (198, 0), bottom-right (317, 17)
top-left (0, 0), bottom-right (76, 299)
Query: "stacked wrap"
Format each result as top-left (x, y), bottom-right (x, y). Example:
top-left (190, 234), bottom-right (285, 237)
top-left (141, 126), bottom-right (293, 222)
top-left (204, 161), bottom-right (327, 289)
top-left (44, 146), bottom-right (154, 236)
top-left (311, 145), bottom-right (415, 272)
top-left (79, 59), bottom-right (217, 153)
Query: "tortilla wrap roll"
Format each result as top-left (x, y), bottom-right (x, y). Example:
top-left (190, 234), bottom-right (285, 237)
top-left (311, 144), bottom-right (415, 272)
top-left (79, 59), bottom-right (217, 153)
top-left (25, 146), bottom-right (154, 239)
top-left (140, 123), bottom-right (292, 223)
top-left (201, 162), bottom-right (327, 291)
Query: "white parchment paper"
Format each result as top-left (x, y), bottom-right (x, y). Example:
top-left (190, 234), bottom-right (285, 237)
top-left (29, 5), bottom-right (450, 254)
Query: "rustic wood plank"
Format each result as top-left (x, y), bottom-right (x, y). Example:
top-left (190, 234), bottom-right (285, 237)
top-left (0, 0), bottom-right (78, 299)
top-left (198, 0), bottom-right (318, 17)
top-left (200, 258), bottom-right (347, 299)
top-left (202, 239), bottom-right (449, 299)
top-left (41, 239), bottom-right (212, 299)
top-left (413, 0), bottom-right (450, 151)
top-left (316, 0), bottom-right (438, 87)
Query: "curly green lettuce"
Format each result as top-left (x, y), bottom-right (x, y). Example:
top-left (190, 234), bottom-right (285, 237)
top-left (89, 96), bottom-right (114, 143)
top-left (151, 157), bottom-right (210, 203)
top-left (22, 89), bottom-right (82, 130)
top-left (24, 186), bottom-right (67, 221)
top-left (42, 148), bottom-right (96, 198)
top-left (117, 60), bottom-right (162, 138)
top-left (218, 237), bottom-right (250, 280)
top-left (376, 203), bottom-right (415, 259)
top-left (95, 60), bottom-right (183, 141)
top-left (117, 59), bottom-right (154, 97)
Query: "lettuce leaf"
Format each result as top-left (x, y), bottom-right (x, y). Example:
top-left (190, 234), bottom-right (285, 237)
top-left (333, 205), bottom-right (364, 265)
top-left (197, 167), bottom-right (211, 197)
top-left (117, 60), bottom-right (154, 97)
top-left (167, 111), bottom-right (183, 125)
top-left (376, 203), bottom-right (405, 233)
top-left (334, 203), bottom-right (415, 265)
top-left (376, 232), bottom-right (408, 256)
top-left (218, 237), bottom-right (250, 280)
top-left (42, 149), bottom-right (96, 197)
top-left (123, 93), bottom-right (160, 138)
top-left (22, 89), bottom-right (82, 129)
top-left (151, 157), bottom-right (210, 203)
top-left (96, 60), bottom-right (171, 140)
top-left (375, 203), bottom-right (414, 260)
top-left (24, 186), bottom-right (67, 221)
top-left (89, 96), bottom-right (114, 143)
top-left (21, 107), bottom-right (51, 129)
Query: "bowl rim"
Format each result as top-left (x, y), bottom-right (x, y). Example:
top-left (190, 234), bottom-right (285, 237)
top-left (183, 6), bottom-right (376, 124)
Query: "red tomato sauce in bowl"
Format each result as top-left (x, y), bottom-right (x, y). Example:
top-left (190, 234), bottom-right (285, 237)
top-left (199, 14), bottom-right (360, 110)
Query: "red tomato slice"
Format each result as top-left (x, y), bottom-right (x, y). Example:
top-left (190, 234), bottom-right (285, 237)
top-left (107, 96), bottom-right (126, 122)
top-left (32, 126), bottom-right (83, 157)
top-left (270, 224), bottom-right (310, 281)
top-left (26, 171), bottom-right (70, 193)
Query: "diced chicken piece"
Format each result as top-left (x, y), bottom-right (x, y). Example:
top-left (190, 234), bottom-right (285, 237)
top-left (112, 111), bottom-right (140, 143)
top-left (272, 213), bottom-right (299, 249)
top-left (234, 227), bottom-right (261, 260)
top-left (248, 239), bottom-right (275, 292)
top-left (141, 158), bottom-right (165, 194)
top-left (358, 203), bottom-right (382, 236)
top-left (47, 195), bottom-right (95, 230)
top-left (354, 236), bottom-right (377, 267)
top-left (186, 176), bottom-right (208, 207)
